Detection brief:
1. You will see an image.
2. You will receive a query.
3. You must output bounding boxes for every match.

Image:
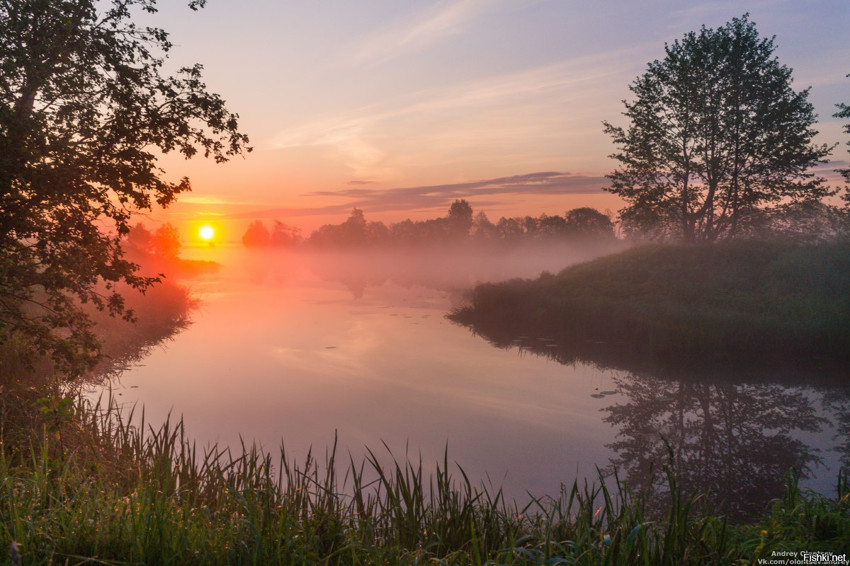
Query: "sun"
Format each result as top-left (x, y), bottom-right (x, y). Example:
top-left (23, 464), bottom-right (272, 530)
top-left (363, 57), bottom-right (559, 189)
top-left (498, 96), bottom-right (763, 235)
top-left (199, 224), bottom-right (215, 242)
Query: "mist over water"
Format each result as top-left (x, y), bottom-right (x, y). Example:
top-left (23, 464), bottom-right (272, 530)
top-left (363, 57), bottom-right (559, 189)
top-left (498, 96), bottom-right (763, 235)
top-left (102, 241), bottom-right (849, 513)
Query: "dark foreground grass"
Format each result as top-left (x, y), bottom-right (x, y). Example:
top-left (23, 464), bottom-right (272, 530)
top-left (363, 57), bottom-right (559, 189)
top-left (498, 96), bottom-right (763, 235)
top-left (0, 396), bottom-right (848, 565)
top-left (450, 240), bottom-right (850, 372)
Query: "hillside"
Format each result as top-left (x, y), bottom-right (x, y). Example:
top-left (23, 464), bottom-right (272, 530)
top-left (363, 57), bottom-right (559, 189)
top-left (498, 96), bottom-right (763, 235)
top-left (450, 241), bottom-right (850, 373)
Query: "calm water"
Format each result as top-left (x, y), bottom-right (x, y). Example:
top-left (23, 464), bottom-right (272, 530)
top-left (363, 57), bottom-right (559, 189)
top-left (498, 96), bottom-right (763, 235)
top-left (102, 245), bottom-right (849, 515)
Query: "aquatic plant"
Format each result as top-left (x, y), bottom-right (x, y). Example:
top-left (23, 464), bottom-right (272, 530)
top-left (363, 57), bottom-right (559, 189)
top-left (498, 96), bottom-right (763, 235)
top-left (0, 394), bottom-right (847, 564)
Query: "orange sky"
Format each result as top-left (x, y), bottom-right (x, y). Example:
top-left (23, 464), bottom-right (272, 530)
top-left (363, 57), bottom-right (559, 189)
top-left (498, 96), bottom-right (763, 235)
top-left (138, 1), bottom-right (849, 244)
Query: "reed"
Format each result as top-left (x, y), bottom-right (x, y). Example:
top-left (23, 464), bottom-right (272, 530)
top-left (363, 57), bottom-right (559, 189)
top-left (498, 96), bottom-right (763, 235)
top-left (0, 394), bottom-right (847, 564)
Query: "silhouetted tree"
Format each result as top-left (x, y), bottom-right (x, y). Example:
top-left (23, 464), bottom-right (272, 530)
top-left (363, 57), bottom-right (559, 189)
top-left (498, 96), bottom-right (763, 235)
top-left (340, 208), bottom-right (367, 246)
top-left (564, 208), bottom-right (614, 239)
top-left (762, 201), bottom-right (847, 243)
top-left (126, 222), bottom-right (187, 263)
top-left (604, 15), bottom-right (831, 242)
top-left (0, 0), bottom-right (249, 376)
top-left (270, 220), bottom-right (301, 247)
top-left (522, 216), bottom-right (539, 238)
top-left (389, 218), bottom-right (419, 245)
top-left (126, 223), bottom-right (155, 256)
top-left (471, 211), bottom-right (496, 240)
top-left (495, 217), bottom-right (524, 241)
top-left (536, 214), bottom-right (567, 237)
top-left (309, 209), bottom-right (390, 248)
top-left (447, 199), bottom-right (474, 239)
top-left (152, 224), bottom-right (181, 259)
top-left (242, 220), bottom-right (271, 247)
top-left (366, 220), bottom-right (390, 245)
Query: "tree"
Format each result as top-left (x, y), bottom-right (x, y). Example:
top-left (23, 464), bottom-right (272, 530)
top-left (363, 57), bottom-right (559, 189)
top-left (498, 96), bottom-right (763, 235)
top-left (564, 208), bottom-right (614, 239)
top-left (495, 217), bottom-right (524, 241)
top-left (124, 222), bottom-right (180, 258)
top-left (0, 0), bottom-right (250, 376)
top-left (471, 211), bottom-right (496, 240)
top-left (340, 208), bottom-right (368, 246)
top-left (604, 15), bottom-right (832, 242)
top-left (152, 223), bottom-right (181, 259)
top-left (242, 220), bottom-right (271, 247)
top-left (270, 220), bottom-right (301, 247)
top-left (446, 199), bottom-right (473, 239)
top-left (536, 213), bottom-right (567, 237)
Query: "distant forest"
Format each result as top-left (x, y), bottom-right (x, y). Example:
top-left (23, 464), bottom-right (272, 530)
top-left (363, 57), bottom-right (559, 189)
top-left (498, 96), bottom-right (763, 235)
top-left (239, 193), bottom-right (850, 249)
top-left (241, 200), bottom-right (616, 248)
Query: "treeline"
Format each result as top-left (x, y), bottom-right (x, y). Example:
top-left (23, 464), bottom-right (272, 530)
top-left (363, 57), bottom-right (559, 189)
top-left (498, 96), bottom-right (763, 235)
top-left (241, 200), bottom-right (616, 249)
top-left (124, 223), bottom-right (219, 279)
top-left (126, 222), bottom-right (183, 259)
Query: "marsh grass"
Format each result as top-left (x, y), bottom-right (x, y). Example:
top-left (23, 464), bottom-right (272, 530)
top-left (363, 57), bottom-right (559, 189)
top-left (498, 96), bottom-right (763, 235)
top-left (0, 395), bottom-right (847, 564)
top-left (450, 241), bottom-right (850, 373)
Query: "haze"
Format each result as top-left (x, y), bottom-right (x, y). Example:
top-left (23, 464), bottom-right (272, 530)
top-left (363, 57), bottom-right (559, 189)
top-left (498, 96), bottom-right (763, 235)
top-left (134, 0), bottom-right (849, 241)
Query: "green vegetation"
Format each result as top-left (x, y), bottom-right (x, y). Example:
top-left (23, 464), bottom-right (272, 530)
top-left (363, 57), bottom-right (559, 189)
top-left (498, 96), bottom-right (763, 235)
top-left (604, 15), bottom-right (835, 242)
top-left (450, 240), bottom-right (850, 372)
top-left (0, 395), bottom-right (847, 565)
top-left (0, 0), bottom-right (249, 377)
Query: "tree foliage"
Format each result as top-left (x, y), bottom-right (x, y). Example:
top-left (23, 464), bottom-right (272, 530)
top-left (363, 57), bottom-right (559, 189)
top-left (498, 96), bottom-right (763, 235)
top-left (126, 222), bottom-right (181, 259)
top-left (0, 0), bottom-right (249, 376)
top-left (604, 15), bottom-right (832, 242)
top-left (301, 203), bottom-right (614, 248)
top-left (563, 207), bottom-right (615, 238)
top-left (446, 199), bottom-right (473, 238)
top-left (242, 220), bottom-right (271, 247)
top-left (835, 78), bottom-right (850, 201)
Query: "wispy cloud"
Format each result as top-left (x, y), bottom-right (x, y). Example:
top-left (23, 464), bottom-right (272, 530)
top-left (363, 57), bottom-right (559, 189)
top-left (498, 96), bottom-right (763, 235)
top-left (232, 171), bottom-right (607, 219)
top-left (273, 48), bottom-right (631, 149)
top-left (352, 0), bottom-right (493, 66)
top-left (270, 44), bottom-right (643, 179)
top-left (177, 195), bottom-right (263, 207)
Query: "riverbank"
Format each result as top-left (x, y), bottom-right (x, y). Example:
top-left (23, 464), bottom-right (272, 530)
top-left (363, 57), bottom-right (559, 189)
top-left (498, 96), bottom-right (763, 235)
top-left (450, 240), bottom-right (850, 374)
top-left (0, 396), bottom-right (847, 564)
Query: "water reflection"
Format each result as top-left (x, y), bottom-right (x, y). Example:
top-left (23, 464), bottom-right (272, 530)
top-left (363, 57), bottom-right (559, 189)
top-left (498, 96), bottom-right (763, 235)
top-left (110, 248), bottom-right (625, 504)
top-left (822, 388), bottom-right (850, 469)
top-left (453, 318), bottom-right (850, 518)
top-left (108, 245), bottom-right (848, 514)
top-left (604, 375), bottom-right (824, 519)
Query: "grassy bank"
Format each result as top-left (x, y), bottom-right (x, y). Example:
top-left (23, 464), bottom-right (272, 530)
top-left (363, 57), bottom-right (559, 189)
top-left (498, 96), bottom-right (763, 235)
top-left (0, 396), bottom-right (848, 564)
top-left (450, 240), bottom-right (850, 373)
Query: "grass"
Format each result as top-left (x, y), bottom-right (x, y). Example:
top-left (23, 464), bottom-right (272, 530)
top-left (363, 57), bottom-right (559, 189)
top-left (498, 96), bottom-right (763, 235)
top-left (0, 394), bottom-right (847, 564)
top-left (449, 240), bottom-right (850, 374)
top-left (1, 239), bottom-right (848, 563)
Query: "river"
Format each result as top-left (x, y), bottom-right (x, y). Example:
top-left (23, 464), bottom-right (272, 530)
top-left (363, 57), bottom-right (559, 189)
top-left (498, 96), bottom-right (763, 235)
top-left (101, 243), bottom-right (849, 518)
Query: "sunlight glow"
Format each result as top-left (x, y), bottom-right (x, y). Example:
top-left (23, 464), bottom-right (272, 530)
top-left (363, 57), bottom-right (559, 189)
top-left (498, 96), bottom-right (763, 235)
top-left (199, 225), bottom-right (215, 241)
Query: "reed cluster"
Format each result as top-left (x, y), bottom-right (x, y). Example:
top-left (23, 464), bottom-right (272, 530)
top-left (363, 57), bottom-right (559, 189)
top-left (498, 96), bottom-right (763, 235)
top-left (0, 395), bottom-right (847, 564)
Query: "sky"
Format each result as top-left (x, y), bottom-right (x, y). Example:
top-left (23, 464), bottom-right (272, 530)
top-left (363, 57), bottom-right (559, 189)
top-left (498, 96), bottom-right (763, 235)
top-left (140, 0), bottom-right (850, 242)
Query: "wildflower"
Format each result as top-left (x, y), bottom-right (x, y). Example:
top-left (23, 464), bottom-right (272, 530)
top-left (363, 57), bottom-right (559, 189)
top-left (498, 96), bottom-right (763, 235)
top-left (760, 529), bottom-right (768, 537)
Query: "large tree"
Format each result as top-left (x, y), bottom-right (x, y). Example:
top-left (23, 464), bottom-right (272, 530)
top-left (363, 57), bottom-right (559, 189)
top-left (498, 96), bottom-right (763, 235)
top-left (604, 15), bottom-right (832, 242)
top-left (0, 0), bottom-right (249, 376)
